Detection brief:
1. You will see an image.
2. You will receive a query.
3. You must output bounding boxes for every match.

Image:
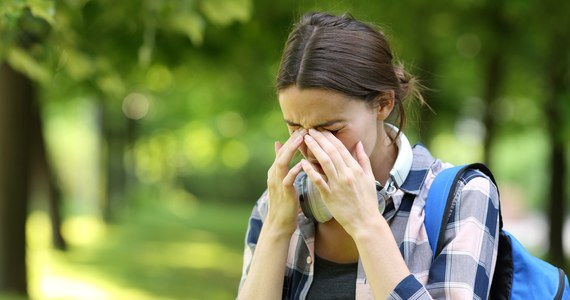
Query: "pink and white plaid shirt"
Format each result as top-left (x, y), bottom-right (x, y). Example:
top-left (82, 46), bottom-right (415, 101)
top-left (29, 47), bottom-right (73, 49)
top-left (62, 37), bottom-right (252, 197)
top-left (239, 145), bottom-right (499, 299)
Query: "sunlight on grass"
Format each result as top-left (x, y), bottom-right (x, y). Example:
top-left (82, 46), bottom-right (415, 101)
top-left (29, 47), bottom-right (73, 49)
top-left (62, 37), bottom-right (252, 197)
top-left (27, 212), bottom-right (161, 300)
top-left (138, 238), bottom-right (242, 276)
top-left (25, 199), bottom-right (250, 300)
top-left (61, 214), bottom-right (107, 246)
top-left (39, 277), bottom-right (107, 299)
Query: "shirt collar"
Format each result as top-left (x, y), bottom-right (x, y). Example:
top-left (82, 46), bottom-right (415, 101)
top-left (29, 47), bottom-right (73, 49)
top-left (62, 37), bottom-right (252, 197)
top-left (398, 144), bottom-right (436, 196)
top-left (381, 144), bottom-right (434, 221)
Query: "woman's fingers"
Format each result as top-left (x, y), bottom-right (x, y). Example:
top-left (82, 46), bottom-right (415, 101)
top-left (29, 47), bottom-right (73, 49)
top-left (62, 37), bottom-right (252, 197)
top-left (272, 129), bottom-right (306, 176)
top-left (319, 130), bottom-right (363, 170)
top-left (283, 160), bottom-right (303, 187)
top-left (304, 133), bottom-right (341, 179)
top-left (278, 129), bottom-right (305, 157)
top-left (266, 130), bottom-right (307, 230)
top-left (305, 129), bottom-right (362, 176)
top-left (355, 141), bottom-right (373, 176)
top-left (301, 159), bottom-right (330, 194)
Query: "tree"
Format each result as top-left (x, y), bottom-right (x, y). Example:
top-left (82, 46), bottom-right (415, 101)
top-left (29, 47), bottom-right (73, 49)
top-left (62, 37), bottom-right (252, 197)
top-left (0, 0), bottom-right (253, 295)
top-left (48, 0), bottom-right (253, 221)
top-left (541, 0), bottom-right (570, 269)
top-left (0, 3), bottom-right (53, 296)
top-left (0, 62), bottom-right (33, 297)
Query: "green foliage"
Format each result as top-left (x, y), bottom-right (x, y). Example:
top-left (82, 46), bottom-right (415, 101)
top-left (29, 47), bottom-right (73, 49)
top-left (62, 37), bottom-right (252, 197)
top-left (34, 0), bottom-right (569, 208)
top-left (200, 0), bottom-right (251, 27)
top-left (1, 0), bottom-right (254, 93)
top-left (0, 0), bottom-right (53, 81)
top-left (6, 46), bottom-right (50, 81)
top-left (0, 0), bottom-right (564, 222)
top-left (0, 0), bottom-right (54, 31)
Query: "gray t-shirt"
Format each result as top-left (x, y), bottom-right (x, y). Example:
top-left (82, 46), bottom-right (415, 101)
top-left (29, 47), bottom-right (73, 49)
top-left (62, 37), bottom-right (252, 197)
top-left (306, 255), bottom-right (358, 299)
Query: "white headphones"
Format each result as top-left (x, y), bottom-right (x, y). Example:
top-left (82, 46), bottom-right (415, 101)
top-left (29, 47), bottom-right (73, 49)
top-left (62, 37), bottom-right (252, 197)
top-left (299, 124), bottom-right (414, 223)
top-left (377, 124), bottom-right (413, 210)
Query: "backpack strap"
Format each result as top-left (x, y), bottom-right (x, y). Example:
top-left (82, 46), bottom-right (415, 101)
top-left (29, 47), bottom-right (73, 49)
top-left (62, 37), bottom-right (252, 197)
top-left (425, 163), bottom-right (499, 258)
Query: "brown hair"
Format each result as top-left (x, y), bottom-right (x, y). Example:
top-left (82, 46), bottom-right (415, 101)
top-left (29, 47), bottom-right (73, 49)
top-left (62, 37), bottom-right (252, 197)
top-left (275, 12), bottom-right (425, 135)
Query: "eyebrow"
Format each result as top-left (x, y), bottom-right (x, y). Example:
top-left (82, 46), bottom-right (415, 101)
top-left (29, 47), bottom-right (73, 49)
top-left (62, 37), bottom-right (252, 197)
top-left (284, 119), bottom-right (343, 128)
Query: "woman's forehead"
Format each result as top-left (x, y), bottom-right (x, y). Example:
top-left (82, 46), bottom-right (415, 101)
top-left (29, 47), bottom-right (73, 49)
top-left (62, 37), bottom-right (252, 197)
top-left (279, 87), bottom-right (356, 112)
top-left (278, 86), bottom-right (370, 127)
top-left (280, 89), bottom-right (342, 113)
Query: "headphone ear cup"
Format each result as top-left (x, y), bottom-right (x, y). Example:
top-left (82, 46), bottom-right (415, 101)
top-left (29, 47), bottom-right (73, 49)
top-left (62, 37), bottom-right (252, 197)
top-left (299, 177), bottom-right (315, 220)
top-left (306, 179), bottom-right (332, 223)
top-left (299, 176), bottom-right (333, 223)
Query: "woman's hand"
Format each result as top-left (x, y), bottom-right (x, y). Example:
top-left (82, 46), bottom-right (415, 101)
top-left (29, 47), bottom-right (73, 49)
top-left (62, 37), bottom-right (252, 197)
top-left (266, 129), bottom-right (306, 234)
top-left (301, 129), bottom-right (382, 236)
top-left (238, 129), bottom-right (307, 299)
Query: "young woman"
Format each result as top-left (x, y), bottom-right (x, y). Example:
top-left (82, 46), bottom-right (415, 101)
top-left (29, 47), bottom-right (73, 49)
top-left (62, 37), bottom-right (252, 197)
top-left (238, 12), bottom-right (499, 299)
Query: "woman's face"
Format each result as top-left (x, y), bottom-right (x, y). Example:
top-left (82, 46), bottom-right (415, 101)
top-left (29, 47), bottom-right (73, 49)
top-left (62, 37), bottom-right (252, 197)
top-left (278, 86), bottom-right (383, 173)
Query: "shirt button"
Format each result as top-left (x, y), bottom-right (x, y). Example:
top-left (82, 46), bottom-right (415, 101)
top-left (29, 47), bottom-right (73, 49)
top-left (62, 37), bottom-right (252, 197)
top-left (306, 256), bottom-right (312, 264)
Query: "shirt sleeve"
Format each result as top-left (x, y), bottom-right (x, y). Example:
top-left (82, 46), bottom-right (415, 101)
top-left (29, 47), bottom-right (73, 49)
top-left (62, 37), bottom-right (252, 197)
top-left (389, 170), bottom-right (500, 300)
top-left (237, 191), bottom-right (268, 293)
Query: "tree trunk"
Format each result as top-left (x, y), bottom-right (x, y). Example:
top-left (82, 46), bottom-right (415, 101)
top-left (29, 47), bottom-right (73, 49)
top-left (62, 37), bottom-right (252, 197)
top-left (125, 117), bottom-right (138, 191)
top-left (545, 33), bottom-right (568, 269)
top-left (0, 62), bottom-right (31, 296)
top-left (100, 100), bottom-right (127, 222)
top-left (480, 1), bottom-right (508, 167)
top-left (481, 52), bottom-right (503, 167)
top-left (547, 141), bottom-right (565, 268)
top-left (30, 96), bottom-right (67, 250)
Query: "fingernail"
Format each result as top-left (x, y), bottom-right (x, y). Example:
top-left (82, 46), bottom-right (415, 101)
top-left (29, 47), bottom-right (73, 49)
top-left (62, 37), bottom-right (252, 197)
top-left (304, 135), bottom-right (314, 142)
top-left (308, 128), bottom-right (317, 135)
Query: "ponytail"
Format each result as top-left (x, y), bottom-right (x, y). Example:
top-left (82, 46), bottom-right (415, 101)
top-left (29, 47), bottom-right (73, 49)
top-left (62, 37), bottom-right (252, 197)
top-left (388, 63), bottom-right (427, 139)
top-left (393, 63), bottom-right (425, 106)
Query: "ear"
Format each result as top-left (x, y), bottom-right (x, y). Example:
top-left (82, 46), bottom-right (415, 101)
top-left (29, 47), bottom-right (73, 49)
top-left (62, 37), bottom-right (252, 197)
top-left (376, 90), bottom-right (395, 121)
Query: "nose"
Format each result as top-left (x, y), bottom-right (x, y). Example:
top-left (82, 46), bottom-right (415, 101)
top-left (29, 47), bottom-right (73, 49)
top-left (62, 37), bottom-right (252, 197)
top-left (299, 143), bottom-right (320, 166)
top-left (296, 131), bottom-right (317, 162)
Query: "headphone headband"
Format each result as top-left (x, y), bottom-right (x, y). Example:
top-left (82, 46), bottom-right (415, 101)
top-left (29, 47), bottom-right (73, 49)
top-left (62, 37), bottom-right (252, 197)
top-left (381, 124), bottom-right (413, 194)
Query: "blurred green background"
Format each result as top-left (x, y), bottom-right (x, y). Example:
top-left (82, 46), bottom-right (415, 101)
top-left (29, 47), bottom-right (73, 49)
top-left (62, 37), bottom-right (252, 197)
top-left (0, 0), bottom-right (569, 299)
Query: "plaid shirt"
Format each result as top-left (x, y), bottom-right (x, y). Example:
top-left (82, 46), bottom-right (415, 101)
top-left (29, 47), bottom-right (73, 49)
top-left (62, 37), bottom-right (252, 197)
top-left (239, 145), bottom-right (499, 299)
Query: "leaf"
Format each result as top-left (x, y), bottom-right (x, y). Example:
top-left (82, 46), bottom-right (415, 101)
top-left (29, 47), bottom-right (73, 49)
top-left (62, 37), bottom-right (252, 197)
top-left (97, 73), bottom-right (125, 97)
top-left (0, 1), bottom-right (26, 38)
top-left (6, 46), bottom-right (50, 83)
top-left (167, 12), bottom-right (205, 46)
top-left (199, 0), bottom-right (252, 26)
top-left (25, 0), bottom-right (56, 25)
top-left (62, 49), bottom-right (95, 80)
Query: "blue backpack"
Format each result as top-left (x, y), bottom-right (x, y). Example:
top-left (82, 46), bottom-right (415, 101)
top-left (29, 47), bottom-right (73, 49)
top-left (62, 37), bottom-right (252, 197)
top-left (425, 163), bottom-right (570, 299)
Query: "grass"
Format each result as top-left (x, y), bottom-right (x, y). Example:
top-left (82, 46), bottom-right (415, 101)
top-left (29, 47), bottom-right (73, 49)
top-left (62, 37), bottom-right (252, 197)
top-left (16, 196), bottom-right (253, 300)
